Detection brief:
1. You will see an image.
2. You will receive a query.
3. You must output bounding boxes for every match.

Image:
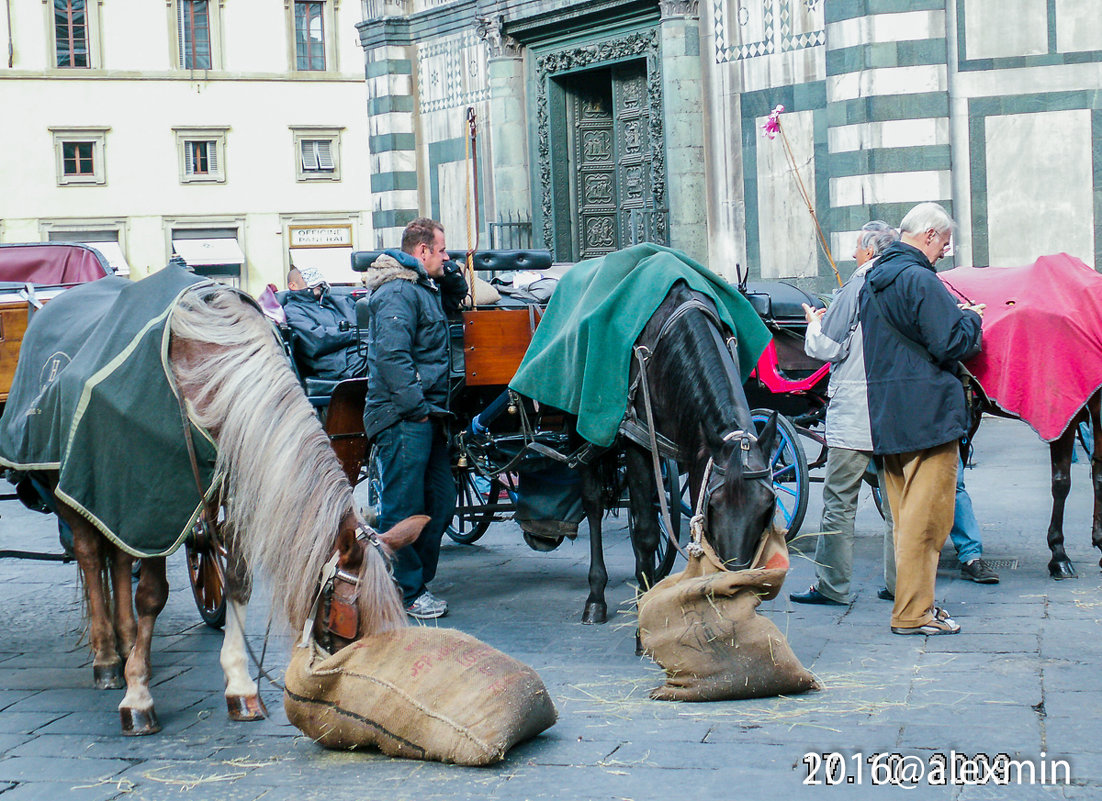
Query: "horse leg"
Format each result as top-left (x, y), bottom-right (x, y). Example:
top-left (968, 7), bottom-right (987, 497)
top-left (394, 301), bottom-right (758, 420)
top-left (58, 505), bottom-right (124, 689)
top-left (624, 445), bottom-right (660, 655)
top-left (108, 543), bottom-right (137, 662)
top-left (221, 548), bottom-right (266, 721)
top-left (1087, 394), bottom-right (1102, 568)
top-left (580, 464), bottom-right (608, 624)
top-left (118, 556), bottom-right (168, 735)
top-left (1048, 425), bottom-right (1077, 579)
top-left (624, 445), bottom-right (661, 595)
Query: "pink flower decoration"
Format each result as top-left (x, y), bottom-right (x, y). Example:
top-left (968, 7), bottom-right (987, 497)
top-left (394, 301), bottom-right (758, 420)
top-left (761, 104), bottom-right (785, 139)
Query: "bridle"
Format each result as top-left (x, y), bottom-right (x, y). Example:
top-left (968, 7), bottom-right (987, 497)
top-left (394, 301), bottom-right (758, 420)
top-left (688, 428), bottom-right (772, 551)
top-left (300, 524), bottom-right (389, 653)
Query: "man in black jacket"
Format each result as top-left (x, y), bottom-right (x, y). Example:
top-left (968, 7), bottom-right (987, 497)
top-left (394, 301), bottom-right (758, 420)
top-left (361, 218), bottom-right (456, 619)
top-left (859, 202), bottom-right (985, 636)
top-left (283, 266), bottom-right (364, 381)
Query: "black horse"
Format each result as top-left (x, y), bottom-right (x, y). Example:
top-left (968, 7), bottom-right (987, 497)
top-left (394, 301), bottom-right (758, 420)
top-left (577, 281), bottom-right (778, 624)
top-left (972, 389), bottom-right (1102, 579)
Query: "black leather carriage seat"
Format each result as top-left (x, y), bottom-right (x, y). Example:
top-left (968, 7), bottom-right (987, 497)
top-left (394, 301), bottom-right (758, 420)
top-left (350, 248), bottom-right (553, 276)
top-left (742, 280), bottom-right (825, 323)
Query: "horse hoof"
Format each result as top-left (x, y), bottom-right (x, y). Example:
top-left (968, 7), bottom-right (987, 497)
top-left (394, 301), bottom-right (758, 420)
top-left (581, 602), bottom-right (607, 625)
top-left (1049, 560), bottom-right (1078, 580)
top-left (93, 664), bottom-right (124, 690)
top-left (227, 694), bottom-right (268, 722)
top-left (120, 707), bottom-right (161, 736)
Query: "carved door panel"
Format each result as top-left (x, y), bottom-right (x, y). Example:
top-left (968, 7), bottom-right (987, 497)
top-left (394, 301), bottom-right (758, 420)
top-left (570, 73), bottom-right (618, 260)
top-left (612, 61), bottom-right (651, 248)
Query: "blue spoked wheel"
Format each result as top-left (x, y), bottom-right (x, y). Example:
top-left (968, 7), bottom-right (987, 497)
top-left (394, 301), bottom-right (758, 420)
top-left (751, 409), bottom-right (809, 542)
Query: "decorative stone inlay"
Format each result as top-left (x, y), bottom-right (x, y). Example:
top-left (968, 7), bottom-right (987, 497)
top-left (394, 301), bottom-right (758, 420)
top-left (417, 29), bottom-right (489, 114)
top-left (659, 0), bottom-right (701, 18)
top-left (712, 0), bottom-right (824, 63)
top-left (536, 29), bottom-right (667, 249)
top-left (476, 15), bottom-right (523, 59)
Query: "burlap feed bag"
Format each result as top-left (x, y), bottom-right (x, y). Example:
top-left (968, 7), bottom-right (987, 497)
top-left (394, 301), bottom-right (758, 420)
top-left (638, 525), bottom-right (819, 701)
top-left (284, 627), bottom-right (557, 765)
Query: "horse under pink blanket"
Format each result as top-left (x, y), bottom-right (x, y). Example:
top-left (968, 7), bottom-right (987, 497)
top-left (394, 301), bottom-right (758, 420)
top-left (939, 254), bottom-right (1102, 442)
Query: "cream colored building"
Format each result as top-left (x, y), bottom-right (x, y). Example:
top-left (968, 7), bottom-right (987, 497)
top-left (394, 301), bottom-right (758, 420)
top-left (0, 0), bottom-right (373, 292)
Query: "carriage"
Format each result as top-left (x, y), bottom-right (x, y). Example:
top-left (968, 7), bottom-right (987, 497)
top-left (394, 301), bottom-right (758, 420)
top-left (186, 249), bottom-right (840, 627)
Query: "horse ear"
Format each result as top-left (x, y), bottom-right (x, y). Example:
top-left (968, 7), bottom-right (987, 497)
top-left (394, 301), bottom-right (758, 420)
top-left (381, 515), bottom-right (429, 551)
top-left (336, 524), bottom-right (364, 572)
top-left (756, 411), bottom-right (778, 456)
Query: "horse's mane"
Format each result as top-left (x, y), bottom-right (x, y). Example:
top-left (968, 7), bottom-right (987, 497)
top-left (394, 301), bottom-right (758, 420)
top-left (168, 285), bottom-right (406, 635)
top-left (647, 288), bottom-right (753, 462)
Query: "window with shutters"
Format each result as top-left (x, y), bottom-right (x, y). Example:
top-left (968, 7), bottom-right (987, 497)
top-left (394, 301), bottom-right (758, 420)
top-left (291, 127), bottom-right (342, 182)
top-left (51, 127), bottom-right (108, 185)
top-left (174, 127), bottom-right (228, 184)
top-left (172, 0), bottom-right (222, 71)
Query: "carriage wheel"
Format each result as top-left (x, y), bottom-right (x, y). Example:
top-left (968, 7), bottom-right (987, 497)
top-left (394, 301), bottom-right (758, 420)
top-left (751, 410), bottom-right (809, 542)
top-left (185, 518), bottom-right (227, 629)
top-left (864, 465), bottom-right (885, 519)
top-left (447, 465), bottom-right (513, 545)
top-left (651, 457), bottom-right (687, 581)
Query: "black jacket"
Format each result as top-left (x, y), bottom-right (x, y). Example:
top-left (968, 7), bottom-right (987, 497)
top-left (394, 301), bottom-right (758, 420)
top-left (283, 288), bottom-right (365, 381)
top-left (859, 241), bottom-right (983, 455)
top-left (361, 251), bottom-right (450, 440)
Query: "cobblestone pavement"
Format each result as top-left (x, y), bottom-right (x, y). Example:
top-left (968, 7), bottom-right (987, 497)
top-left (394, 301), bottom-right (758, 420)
top-left (0, 417), bottom-right (1098, 800)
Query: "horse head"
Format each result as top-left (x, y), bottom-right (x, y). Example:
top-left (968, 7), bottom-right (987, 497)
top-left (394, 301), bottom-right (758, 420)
top-left (697, 412), bottom-right (778, 570)
top-left (311, 513), bottom-right (428, 653)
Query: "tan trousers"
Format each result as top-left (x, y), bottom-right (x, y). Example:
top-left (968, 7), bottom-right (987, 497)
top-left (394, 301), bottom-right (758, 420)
top-left (881, 441), bottom-right (958, 628)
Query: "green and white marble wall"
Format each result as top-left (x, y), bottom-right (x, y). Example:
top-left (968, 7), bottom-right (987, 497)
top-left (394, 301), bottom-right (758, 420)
top-left (703, 0), bottom-right (827, 284)
top-left (416, 28), bottom-right (490, 250)
top-left (823, 0), bottom-right (951, 280)
top-left (952, 0), bottom-right (1102, 269)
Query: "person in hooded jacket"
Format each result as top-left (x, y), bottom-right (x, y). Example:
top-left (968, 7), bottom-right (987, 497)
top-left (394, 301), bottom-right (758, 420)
top-left (361, 218), bottom-right (457, 620)
top-left (283, 266), bottom-right (365, 381)
top-left (859, 202), bottom-right (985, 636)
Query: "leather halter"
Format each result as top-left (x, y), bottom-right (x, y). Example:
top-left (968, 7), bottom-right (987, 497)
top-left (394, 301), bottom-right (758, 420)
top-left (300, 525), bottom-right (387, 652)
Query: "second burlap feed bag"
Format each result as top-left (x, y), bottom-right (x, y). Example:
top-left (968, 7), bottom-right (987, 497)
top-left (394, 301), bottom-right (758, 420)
top-left (638, 525), bottom-right (819, 701)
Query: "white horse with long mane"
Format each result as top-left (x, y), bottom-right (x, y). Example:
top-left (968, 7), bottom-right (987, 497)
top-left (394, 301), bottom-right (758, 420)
top-left (13, 279), bottom-right (421, 735)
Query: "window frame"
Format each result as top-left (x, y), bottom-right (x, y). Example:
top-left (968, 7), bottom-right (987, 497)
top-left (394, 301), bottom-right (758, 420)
top-left (47, 0), bottom-right (103, 70)
top-left (50, 126), bottom-right (109, 186)
top-left (170, 0), bottom-right (223, 72)
top-left (173, 126), bottom-right (229, 184)
top-left (290, 126), bottom-right (343, 182)
top-left (286, 0), bottom-right (338, 73)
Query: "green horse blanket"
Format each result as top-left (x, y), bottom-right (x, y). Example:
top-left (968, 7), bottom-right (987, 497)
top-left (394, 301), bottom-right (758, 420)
top-left (0, 266), bottom-right (219, 557)
top-left (509, 244), bottom-right (771, 447)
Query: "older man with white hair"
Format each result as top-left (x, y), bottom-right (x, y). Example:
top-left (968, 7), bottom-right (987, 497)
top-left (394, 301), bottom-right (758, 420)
top-left (859, 202), bottom-right (985, 636)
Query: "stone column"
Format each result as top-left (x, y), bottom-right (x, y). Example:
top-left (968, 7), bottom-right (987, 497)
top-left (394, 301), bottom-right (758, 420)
top-left (477, 16), bottom-right (531, 247)
top-left (360, 0), bottom-right (419, 248)
top-left (658, 0), bottom-right (707, 262)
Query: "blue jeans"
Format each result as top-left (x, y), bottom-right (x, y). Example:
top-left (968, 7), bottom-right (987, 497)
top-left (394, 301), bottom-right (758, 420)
top-left (374, 419), bottom-right (456, 604)
top-left (950, 456), bottom-right (982, 563)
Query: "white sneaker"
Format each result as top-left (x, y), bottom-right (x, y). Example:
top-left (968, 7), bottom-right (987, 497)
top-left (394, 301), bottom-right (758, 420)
top-left (406, 590), bottom-right (448, 619)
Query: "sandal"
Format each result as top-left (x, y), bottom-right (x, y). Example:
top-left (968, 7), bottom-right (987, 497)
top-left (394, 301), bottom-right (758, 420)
top-left (891, 609), bottom-right (961, 636)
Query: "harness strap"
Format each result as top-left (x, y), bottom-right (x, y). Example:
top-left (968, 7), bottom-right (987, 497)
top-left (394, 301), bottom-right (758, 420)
top-left (299, 551), bottom-right (340, 648)
top-left (634, 346), bottom-right (691, 563)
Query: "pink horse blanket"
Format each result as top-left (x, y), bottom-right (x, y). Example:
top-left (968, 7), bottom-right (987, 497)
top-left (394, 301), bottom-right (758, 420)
top-left (939, 254), bottom-right (1102, 442)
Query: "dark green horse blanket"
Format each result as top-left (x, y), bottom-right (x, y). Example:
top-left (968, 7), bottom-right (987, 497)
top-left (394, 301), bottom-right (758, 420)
top-left (509, 244), bottom-right (771, 447)
top-left (0, 265), bottom-right (219, 557)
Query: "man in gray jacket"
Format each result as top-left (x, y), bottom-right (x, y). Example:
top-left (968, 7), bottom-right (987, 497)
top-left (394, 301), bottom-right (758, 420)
top-left (790, 222), bottom-right (898, 605)
top-left (362, 218), bottom-right (456, 619)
